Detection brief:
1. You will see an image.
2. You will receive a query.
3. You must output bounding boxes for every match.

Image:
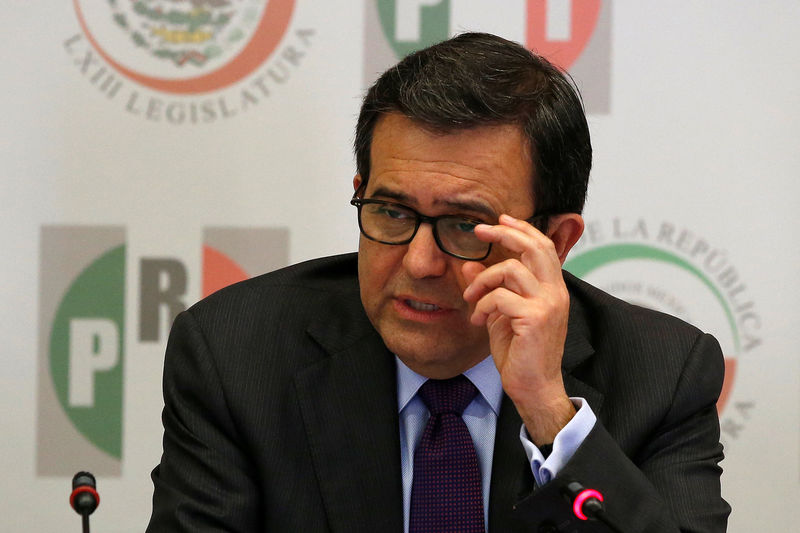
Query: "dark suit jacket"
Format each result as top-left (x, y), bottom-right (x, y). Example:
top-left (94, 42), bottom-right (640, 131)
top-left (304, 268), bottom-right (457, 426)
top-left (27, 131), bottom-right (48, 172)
top-left (147, 253), bottom-right (730, 532)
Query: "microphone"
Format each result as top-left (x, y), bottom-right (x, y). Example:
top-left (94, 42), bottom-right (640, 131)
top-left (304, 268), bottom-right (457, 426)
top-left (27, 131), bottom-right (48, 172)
top-left (562, 481), bottom-right (624, 533)
top-left (70, 471), bottom-right (99, 533)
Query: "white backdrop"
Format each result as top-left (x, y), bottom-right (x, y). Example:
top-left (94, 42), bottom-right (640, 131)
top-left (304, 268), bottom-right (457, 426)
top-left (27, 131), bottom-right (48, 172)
top-left (1, 1), bottom-right (798, 531)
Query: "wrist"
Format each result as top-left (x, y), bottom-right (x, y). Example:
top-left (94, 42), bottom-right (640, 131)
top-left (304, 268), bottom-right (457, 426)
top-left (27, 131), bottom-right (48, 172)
top-left (519, 394), bottom-right (576, 446)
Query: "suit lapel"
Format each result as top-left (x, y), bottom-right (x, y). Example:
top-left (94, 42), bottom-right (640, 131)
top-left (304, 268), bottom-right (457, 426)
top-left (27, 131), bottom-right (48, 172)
top-left (294, 298), bottom-right (403, 533)
top-left (562, 285), bottom-right (604, 412)
top-left (487, 394), bottom-right (533, 532)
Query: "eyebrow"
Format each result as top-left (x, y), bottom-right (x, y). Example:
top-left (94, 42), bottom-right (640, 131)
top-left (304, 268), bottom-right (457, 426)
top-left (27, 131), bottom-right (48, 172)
top-left (368, 186), bottom-right (498, 220)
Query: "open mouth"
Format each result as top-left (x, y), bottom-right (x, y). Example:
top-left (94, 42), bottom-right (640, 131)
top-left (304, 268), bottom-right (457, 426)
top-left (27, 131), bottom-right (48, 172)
top-left (405, 299), bottom-right (441, 312)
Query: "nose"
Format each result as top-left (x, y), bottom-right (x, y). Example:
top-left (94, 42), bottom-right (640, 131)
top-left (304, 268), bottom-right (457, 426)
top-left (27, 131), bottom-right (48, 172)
top-left (402, 223), bottom-right (448, 279)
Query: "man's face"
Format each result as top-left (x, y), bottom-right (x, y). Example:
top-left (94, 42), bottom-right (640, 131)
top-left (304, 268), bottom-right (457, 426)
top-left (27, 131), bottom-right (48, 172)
top-left (356, 113), bottom-right (535, 378)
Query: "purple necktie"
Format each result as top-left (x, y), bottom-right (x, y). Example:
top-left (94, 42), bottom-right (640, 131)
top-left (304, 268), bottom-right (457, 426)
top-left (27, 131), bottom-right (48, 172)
top-left (410, 375), bottom-right (484, 533)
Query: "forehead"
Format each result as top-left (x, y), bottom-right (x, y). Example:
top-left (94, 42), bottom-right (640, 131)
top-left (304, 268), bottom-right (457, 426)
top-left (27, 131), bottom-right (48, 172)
top-left (367, 113), bottom-right (534, 217)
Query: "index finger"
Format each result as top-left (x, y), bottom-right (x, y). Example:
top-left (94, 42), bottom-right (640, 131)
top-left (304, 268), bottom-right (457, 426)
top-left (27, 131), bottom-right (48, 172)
top-left (475, 214), bottom-right (562, 280)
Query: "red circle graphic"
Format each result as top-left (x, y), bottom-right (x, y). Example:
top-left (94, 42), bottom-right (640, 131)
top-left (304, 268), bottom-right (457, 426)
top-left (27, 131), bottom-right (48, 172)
top-left (526, 0), bottom-right (601, 69)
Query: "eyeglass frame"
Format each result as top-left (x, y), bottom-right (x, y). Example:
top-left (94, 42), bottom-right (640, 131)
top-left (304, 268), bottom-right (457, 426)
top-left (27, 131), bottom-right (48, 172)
top-left (350, 189), bottom-right (553, 261)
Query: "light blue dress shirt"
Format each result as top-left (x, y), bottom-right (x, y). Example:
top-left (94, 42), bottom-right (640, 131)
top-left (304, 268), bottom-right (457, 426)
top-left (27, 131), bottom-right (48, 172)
top-left (396, 355), bottom-right (596, 532)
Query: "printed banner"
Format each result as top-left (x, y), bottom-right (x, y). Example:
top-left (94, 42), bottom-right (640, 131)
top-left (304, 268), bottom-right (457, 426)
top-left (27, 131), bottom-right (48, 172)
top-left (363, 0), bottom-right (611, 112)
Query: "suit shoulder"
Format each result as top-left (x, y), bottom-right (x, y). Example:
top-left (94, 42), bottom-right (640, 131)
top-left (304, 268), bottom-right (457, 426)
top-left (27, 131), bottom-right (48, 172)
top-left (564, 270), bottom-right (704, 340)
top-left (563, 271), bottom-right (725, 435)
top-left (563, 271), bottom-right (718, 372)
top-left (196, 252), bottom-right (357, 303)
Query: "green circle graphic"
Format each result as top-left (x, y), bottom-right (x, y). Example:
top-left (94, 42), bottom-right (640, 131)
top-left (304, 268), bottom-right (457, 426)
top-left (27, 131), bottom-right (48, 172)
top-left (377, 0), bottom-right (450, 58)
top-left (50, 245), bottom-right (125, 459)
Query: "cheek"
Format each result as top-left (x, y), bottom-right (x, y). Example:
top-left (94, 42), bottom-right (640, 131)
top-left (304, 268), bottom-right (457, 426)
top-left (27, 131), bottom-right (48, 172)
top-left (453, 265), bottom-right (471, 294)
top-left (358, 240), bottom-right (403, 293)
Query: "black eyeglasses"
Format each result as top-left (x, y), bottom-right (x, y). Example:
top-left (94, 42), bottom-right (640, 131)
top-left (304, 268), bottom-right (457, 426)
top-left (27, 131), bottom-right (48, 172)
top-left (351, 194), bottom-right (551, 261)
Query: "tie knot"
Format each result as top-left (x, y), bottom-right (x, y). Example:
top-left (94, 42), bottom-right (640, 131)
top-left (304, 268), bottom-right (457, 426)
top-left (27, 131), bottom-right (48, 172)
top-left (417, 375), bottom-right (479, 416)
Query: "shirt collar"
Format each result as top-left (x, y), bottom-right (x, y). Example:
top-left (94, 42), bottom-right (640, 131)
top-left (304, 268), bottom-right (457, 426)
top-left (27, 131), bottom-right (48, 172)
top-left (395, 355), bottom-right (504, 416)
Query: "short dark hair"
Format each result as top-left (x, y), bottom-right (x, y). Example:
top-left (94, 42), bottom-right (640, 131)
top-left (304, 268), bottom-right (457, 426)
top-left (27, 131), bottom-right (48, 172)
top-left (354, 32), bottom-right (592, 219)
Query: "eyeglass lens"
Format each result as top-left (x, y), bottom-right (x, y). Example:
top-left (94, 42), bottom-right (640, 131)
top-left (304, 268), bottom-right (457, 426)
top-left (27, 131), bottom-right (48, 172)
top-left (359, 201), bottom-right (490, 259)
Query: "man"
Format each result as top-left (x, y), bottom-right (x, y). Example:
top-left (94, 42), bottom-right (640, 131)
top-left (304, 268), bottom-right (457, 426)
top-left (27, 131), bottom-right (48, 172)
top-left (147, 33), bottom-right (729, 532)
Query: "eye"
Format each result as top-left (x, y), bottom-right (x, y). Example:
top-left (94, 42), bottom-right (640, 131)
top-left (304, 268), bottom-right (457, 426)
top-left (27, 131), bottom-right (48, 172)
top-left (453, 219), bottom-right (479, 233)
top-left (376, 205), bottom-right (413, 220)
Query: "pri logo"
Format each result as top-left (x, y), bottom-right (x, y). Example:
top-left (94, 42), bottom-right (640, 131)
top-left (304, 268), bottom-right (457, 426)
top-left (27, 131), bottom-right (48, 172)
top-left (565, 219), bottom-right (761, 446)
top-left (38, 226), bottom-right (288, 476)
top-left (364, 0), bottom-right (611, 113)
top-left (66, 0), bottom-right (314, 123)
top-left (37, 227), bottom-right (126, 476)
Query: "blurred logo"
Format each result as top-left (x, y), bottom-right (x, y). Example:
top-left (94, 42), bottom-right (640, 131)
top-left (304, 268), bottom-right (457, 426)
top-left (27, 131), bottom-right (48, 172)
top-left (107, 0), bottom-right (261, 70)
top-left (364, 0), bottom-right (611, 113)
top-left (37, 226), bottom-right (288, 476)
top-left (565, 219), bottom-right (760, 445)
top-left (66, 0), bottom-right (314, 122)
top-left (37, 227), bottom-right (126, 476)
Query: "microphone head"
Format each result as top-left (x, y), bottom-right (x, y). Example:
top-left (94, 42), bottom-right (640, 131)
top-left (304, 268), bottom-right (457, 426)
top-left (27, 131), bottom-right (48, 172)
top-left (72, 471), bottom-right (96, 490)
top-left (561, 480), bottom-right (605, 521)
top-left (70, 471), bottom-right (99, 516)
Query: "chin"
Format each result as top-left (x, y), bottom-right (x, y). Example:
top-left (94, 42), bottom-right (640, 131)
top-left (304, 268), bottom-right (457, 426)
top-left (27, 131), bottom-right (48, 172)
top-left (382, 328), bottom-right (487, 378)
top-left (384, 334), bottom-right (442, 365)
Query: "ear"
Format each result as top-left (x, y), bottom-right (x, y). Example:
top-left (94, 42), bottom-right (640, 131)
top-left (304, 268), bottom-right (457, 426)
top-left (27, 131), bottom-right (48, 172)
top-left (353, 174), bottom-right (363, 192)
top-left (546, 214), bottom-right (584, 265)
